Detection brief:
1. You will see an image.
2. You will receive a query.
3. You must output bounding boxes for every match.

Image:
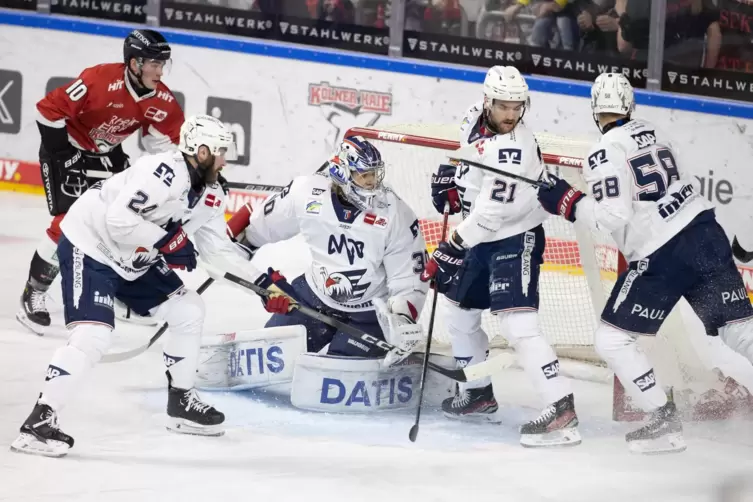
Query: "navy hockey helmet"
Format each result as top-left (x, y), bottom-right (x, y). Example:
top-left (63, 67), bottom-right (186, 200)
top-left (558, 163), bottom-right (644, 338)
top-left (123, 29), bottom-right (171, 66)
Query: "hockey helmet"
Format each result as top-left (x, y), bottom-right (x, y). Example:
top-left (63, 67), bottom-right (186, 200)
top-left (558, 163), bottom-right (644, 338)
top-left (591, 73), bottom-right (635, 132)
top-left (179, 114), bottom-right (237, 162)
top-left (124, 29), bottom-right (172, 65)
top-left (483, 66), bottom-right (529, 106)
top-left (328, 136), bottom-right (386, 211)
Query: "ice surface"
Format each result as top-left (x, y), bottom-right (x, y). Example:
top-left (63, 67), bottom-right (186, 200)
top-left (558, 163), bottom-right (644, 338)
top-left (0, 192), bottom-right (752, 502)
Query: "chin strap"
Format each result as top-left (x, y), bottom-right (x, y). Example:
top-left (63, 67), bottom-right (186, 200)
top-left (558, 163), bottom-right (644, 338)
top-left (599, 116), bottom-right (632, 134)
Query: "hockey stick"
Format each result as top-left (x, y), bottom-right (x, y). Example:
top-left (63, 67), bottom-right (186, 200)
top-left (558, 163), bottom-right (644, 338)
top-left (219, 271), bottom-right (480, 382)
top-left (448, 156), bottom-right (552, 189)
top-left (409, 205), bottom-right (450, 442)
top-left (101, 277), bottom-right (215, 363)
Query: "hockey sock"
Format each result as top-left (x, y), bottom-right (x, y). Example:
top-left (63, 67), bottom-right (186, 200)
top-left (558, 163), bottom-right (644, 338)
top-left (159, 290), bottom-right (205, 390)
top-left (720, 319), bottom-right (753, 367)
top-left (444, 304), bottom-right (490, 391)
top-left (594, 322), bottom-right (668, 410)
top-left (500, 311), bottom-right (572, 404)
top-left (27, 247), bottom-right (60, 291)
top-left (40, 323), bottom-right (112, 410)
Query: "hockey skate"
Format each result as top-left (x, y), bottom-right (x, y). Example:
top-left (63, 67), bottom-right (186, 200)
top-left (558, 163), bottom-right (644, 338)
top-left (520, 393), bottom-right (581, 448)
top-left (16, 281), bottom-right (51, 336)
top-left (442, 384), bottom-right (502, 423)
top-left (10, 401), bottom-right (74, 458)
top-left (626, 400), bottom-right (686, 455)
top-left (166, 374), bottom-right (225, 436)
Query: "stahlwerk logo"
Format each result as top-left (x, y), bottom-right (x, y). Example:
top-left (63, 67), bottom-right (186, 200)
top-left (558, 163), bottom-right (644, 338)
top-left (667, 70), bottom-right (753, 94)
top-left (207, 97), bottom-right (252, 166)
top-left (407, 38), bottom-right (523, 63)
top-left (309, 81), bottom-right (393, 151)
top-left (0, 69), bottom-right (22, 134)
top-left (530, 53), bottom-right (648, 80)
top-left (280, 22), bottom-right (388, 47)
top-left (162, 7), bottom-right (274, 31)
top-left (51, 0), bottom-right (144, 16)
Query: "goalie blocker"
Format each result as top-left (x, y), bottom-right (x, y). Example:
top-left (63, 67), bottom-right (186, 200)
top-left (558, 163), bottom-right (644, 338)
top-left (196, 326), bottom-right (454, 412)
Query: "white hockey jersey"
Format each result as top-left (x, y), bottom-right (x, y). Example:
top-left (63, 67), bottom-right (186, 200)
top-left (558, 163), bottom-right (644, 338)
top-left (453, 101), bottom-right (549, 248)
top-left (576, 118), bottom-right (714, 262)
top-left (60, 151), bottom-right (261, 284)
top-left (240, 174), bottom-right (429, 314)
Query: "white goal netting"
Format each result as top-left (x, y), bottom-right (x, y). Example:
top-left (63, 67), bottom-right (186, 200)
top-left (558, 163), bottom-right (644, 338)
top-left (347, 125), bottom-right (618, 363)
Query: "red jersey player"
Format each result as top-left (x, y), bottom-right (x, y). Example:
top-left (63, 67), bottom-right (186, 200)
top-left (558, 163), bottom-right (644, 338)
top-left (17, 29), bottom-right (184, 335)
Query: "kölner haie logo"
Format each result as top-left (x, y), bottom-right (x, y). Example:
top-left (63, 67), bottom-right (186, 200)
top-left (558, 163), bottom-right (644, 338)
top-left (308, 81), bottom-right (393, 151)
top-left (0, 69), bottom-right (22, 134)
top-left (207, 97), bottom-right (252, 166)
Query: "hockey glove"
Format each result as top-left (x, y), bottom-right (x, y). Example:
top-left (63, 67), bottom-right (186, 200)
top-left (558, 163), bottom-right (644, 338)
top-left (155, 219), bottom-right (198, 272)
top-left (374, 296), bottom-right (424, 367)
top-left (254, 268), bottom-right (298, 314)
top-left (431, 164), bottom-right (463, 215)
top-left (420, 233), bottom-right (466, 293)
top-left (537, 173), bottom-right (585, 222)
top-left (54, 149), bottom-right (88, 199)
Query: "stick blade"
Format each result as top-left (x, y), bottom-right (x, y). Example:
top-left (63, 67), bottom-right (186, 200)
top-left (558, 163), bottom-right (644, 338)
top-left (409, 424), bottom-right (419, 442)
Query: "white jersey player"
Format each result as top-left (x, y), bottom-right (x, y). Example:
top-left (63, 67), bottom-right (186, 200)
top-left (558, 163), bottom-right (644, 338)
top-left (537, 73), bottom-right (753, 454)
top-left (425, 66), bottom-right (580, 448)
top-left (10, 115), bottom-right (272, 457)
top-left (226, 136), bottom-right (429, 364)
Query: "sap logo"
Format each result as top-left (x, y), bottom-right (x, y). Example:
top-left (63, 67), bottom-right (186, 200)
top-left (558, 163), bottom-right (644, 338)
top-left (631, 130), bottom-right (657, 148)
top-left (163, 353), bottom-right (185, 367)
top-left (229, 346), bottom-right (284, 377)
top-left (541, 360), bottom-right (560, 380)
top-left (328, 234), bottom-right (365, 265)
top-left (108, 80), bottom-right (124, 92)
top-left (157, 91), bottom-right (174, 102)
top-left (658, 184), bottom-right (696, 220)
top-left (312, 188), bottom-right (325, 196)
top-left (498, 148), bottom-right (522, 165)
top-left (630, 304), bottom-right (666, 320)
top-left (454, 356), bottom-right (472, 368)
top-left (319, 376), bottom-right (412, 407)
top-left (633, 369), bottom-right (656, 391)
top-left (588, 149), bottom-right (608, 170)
top-left (45, 365), bottom-right (70, 381)
top-left (722, 287), bottom-right (748, 304)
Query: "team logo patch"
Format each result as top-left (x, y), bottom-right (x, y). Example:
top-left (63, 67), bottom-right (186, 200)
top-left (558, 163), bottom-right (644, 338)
top-left (306, 200), bottom-right (322, 214)
top-left (205, 193), bottom-right (222, 208)
top-left (317, 267), bottom-right (370, 304)
top-left (363, 213), bottom-right (388, 228)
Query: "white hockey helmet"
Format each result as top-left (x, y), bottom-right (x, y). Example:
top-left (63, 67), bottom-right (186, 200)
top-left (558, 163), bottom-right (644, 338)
top-left (591, 73), bottom-right (635, 131)
top-left (483, 65), bottom-right (530, 106)
top-left (179, 114), bottom-right (237, 161)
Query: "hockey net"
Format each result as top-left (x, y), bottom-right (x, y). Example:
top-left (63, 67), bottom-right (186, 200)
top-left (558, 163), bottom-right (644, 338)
top-left (346, 125), bottom-right (753, 421)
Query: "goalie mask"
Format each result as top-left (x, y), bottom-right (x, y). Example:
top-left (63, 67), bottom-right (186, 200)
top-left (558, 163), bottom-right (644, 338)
top-left (591, 73), bottom-right (635, 133)
top-left (328, 136), bottom-right (386, 211)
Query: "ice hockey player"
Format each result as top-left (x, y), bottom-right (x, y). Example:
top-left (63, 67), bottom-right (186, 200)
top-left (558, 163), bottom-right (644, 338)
top-left (225, 136), bottom-right (429, 366)
top-left (537, 72), bottom-right (753, 454)
top-left (17, 29), bottom-right (184, 335)
top-left (425, 66), bottom-right (580, 447)
top-left (10, 115), bottom-right (262, 457)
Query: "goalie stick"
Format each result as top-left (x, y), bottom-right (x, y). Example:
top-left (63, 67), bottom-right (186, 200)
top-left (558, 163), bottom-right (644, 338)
top-left (218, 272), bottom-right (515, 383)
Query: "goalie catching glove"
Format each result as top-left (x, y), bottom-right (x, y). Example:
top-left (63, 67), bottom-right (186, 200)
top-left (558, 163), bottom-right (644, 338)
top-left (254, 268), bottom-right (298, 314)
top-left (373, 296), bottom-right (424, 367)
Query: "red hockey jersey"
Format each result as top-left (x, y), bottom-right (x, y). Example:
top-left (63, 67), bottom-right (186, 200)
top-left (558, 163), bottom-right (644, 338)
top-left (36, 63), bottom-right (183, 154)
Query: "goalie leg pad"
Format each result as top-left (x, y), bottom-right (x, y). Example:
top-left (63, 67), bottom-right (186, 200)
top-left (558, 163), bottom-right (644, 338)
top-left (291, 352), bottom-right (454, 413)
